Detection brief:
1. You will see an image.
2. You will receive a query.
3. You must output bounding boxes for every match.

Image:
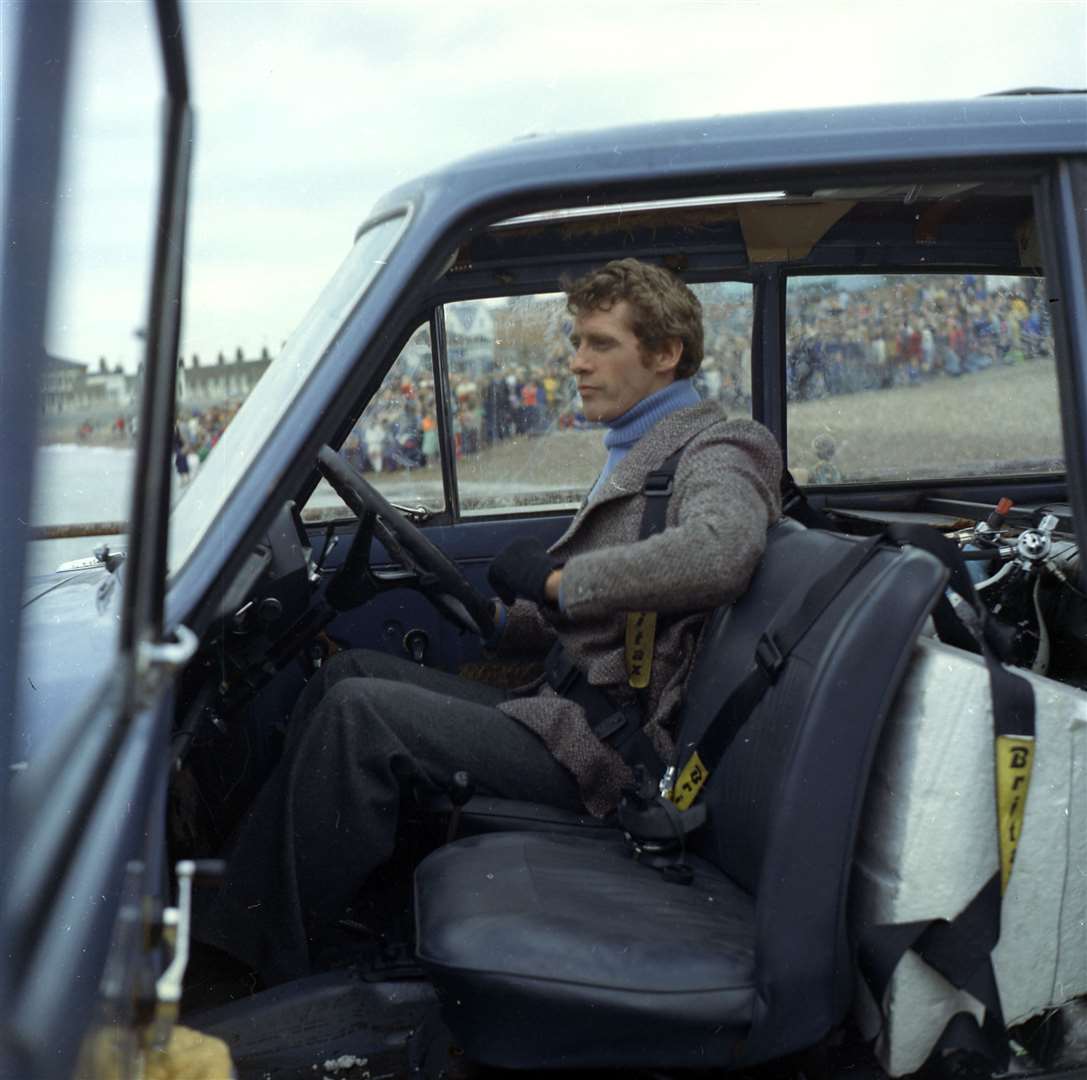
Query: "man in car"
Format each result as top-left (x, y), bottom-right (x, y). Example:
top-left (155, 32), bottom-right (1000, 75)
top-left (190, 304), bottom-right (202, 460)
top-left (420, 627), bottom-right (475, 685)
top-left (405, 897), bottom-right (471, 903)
top-left (196, 258), bottom-right (782, 986)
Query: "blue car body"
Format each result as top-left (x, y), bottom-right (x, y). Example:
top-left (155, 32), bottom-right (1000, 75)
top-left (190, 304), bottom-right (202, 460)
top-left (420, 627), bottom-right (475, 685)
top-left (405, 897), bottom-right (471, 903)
top-left (3, 9), bottom-right (1087, 1069)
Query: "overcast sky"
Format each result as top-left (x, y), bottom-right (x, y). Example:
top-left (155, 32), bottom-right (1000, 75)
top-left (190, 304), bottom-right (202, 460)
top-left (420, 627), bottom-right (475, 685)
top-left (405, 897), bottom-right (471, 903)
top-left (25, 0), bottom-right (1087, 372)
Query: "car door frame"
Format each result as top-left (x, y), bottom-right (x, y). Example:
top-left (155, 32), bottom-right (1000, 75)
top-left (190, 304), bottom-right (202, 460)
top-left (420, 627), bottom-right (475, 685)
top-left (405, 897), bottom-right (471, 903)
top-left (0, 2), bottom-right (77, 1059)
top-left (1035, 157), bottom-right (1087, 547)
top-left (0, 0), bottom-right (196, 1074)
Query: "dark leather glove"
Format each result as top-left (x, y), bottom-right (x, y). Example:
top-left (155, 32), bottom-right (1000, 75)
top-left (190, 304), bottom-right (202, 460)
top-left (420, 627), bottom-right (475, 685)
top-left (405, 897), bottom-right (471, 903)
top-left (487, 538), bottom-right (557, 607)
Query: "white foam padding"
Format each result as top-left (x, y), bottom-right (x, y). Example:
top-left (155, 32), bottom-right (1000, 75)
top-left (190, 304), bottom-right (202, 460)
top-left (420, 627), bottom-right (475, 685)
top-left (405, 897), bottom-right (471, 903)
top-left (851, 637), bottom-right (1087, 1076)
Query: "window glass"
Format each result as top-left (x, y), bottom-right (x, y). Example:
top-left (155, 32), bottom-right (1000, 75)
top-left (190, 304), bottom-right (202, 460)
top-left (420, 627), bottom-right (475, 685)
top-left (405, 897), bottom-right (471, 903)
top-left (692, 281), bottom-right (755, 415)
top-left (448, 282), bottom-right (753, 515)
top-left (27, 7), bottom-right (160, 580)
top-left (302, 324), bottom-right (445, 522)
top-left (785, 274), bottom-right (1061, 485)
top-left (448, 293), bottom-right (591, 514)
top-left (17, 8), bottom-right (158, 749)
top-left (168, 211), bottom-right (408, 570)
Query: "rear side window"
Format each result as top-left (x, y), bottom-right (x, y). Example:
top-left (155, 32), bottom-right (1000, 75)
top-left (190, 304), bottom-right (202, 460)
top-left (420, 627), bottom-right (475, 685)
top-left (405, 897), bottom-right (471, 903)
top-left (785, 273), bottom-right (1061, 485)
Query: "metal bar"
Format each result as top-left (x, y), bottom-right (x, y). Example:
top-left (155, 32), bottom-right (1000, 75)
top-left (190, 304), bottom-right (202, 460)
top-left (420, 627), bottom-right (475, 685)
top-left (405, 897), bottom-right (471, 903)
top-left (120, 0), bottom-right (192, 674)
top-left (752, 268), bottom-right (787, 457)
top-left (27, 522), bottom-right (127, 542)
top-left (1035, 161), bottom-right (1087, 554)
top-left (0, 0), bottom-right (75, 1052)
top-left (432, 306), bottom-right (462, 521)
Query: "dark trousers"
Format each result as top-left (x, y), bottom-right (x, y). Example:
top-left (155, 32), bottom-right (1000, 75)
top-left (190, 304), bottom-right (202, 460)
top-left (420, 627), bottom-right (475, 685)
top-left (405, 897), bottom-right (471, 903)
top-left (194, 649), bottom-right (582, 986)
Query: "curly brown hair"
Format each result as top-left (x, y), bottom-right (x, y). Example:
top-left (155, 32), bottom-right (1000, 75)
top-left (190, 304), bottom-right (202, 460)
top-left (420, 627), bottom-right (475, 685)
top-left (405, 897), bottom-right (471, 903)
top-left (564, 258), bottom-right (704, 379)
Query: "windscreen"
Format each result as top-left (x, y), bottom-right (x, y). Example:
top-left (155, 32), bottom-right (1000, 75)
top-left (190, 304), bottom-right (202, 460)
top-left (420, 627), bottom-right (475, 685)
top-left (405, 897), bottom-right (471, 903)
top-left (166, 212), bottom-right (408, 573)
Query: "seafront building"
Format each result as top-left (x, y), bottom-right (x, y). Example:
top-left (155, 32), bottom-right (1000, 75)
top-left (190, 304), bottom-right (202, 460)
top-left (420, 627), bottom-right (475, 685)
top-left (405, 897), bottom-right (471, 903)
top-left (40, 348), bottom-right (273, 442)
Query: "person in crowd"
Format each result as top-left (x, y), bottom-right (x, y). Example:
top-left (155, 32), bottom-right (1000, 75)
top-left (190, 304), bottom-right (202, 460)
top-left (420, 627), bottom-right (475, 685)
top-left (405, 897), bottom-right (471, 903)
top-left (173, 425), bottom-right (191, 486)
top-left (364, 418), bottom-right (386, 473)
top-left (809, 433), bottom-right (842, 485)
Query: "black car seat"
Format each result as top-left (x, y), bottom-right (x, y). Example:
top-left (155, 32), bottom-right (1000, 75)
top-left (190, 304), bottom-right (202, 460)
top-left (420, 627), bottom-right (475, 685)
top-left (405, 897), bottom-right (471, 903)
top-left (413, 520), bottom-right (949, 1070)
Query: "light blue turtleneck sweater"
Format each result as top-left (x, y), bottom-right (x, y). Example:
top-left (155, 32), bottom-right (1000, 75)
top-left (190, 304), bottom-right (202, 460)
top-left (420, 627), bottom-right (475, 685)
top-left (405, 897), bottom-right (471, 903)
top-left (587, 378), bottom-right (702, 500)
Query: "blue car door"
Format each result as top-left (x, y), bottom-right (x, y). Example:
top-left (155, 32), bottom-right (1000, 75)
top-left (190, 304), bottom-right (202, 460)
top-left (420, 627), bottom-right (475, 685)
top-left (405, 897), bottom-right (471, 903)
top-left (0, 2), bottom-right (197, 1075)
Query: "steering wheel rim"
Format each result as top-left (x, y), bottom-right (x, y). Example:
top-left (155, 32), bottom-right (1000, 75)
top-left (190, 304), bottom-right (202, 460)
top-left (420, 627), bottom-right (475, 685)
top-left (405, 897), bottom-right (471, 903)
top-left (316, 445), bottom-right (495, 639)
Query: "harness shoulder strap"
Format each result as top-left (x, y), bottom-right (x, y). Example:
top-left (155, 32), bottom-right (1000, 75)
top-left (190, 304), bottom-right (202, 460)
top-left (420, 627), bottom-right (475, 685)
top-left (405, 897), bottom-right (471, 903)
top-left (543, 641), bottom-right (661, 774)
top-left (667, 532), bottom-right (885, 808)
top-left (780, 466), bottom-right (843, 531)
top-left (854, 525), bottom-right (1037, 1073)
top-left (638, 447), bottom-right (685, 538)
top-left (625, 448), bottom-right (687, 690)
top-left (545, 444), bottom-right (692, 769)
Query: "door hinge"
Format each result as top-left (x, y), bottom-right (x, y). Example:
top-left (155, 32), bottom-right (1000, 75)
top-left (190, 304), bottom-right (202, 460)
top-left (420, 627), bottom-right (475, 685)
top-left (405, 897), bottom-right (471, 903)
top-left (139, 624), bottom-right (198, 670)
top-left (133, 625), bottom-right (198, 704)
top-left (136, 624), bottom-right (198, 677)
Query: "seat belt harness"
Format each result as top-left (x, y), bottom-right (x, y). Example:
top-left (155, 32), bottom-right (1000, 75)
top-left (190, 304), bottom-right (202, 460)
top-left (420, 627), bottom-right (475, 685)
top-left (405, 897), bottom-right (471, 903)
top-left (666, 532), bottom-right (886, 809)
top-left (624, 448), bottom-right (685, 689)
top-left (851, 524), bottom-right (1038, 1073)
top-left (544, 447), bottom-right (686, 773)
top-left (544, 642), bottom-right (661, 772)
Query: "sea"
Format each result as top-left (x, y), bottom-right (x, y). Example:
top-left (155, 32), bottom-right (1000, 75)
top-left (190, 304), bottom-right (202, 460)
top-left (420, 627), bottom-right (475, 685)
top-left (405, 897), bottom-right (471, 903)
top-left (24, 431), bottom-right (602, 581)
top-left (23, 442), bottom-right (430, 580)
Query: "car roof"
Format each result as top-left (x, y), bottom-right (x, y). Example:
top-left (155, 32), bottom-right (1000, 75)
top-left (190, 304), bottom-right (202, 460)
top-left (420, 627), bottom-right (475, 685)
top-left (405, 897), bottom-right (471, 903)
top-left (372, 94), bottom-right (1087, 225)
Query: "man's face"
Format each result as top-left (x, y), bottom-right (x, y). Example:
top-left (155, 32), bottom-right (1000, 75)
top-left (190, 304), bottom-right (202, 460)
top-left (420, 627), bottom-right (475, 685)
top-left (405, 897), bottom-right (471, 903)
top-left (568, 302), bottom-right (678, 423)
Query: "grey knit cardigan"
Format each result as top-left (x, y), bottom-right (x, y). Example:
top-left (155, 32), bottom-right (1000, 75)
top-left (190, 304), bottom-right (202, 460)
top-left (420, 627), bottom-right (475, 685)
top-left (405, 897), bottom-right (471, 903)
top-left (497, 401), bottom-right (783, 816)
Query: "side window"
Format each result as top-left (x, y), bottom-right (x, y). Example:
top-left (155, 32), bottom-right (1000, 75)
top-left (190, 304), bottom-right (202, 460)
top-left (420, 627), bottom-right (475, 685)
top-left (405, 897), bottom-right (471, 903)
top-left (785, 273), bottom-right (1061, 485)
top-left (447, 282), bottom-right (754, 516)
top-left (446, 294), bottom-right (595, 515)
top-left (28, 9), bottom-right (160, 581)
top-left (302, 324), bottom-right (445, 522)
top-left (692, 281), bottom-right (754, 416)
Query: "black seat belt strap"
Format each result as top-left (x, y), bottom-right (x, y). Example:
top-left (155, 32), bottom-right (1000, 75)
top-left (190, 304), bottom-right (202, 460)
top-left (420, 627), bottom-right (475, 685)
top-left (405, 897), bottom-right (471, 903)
top-left (854, 524), bottom-right (1037, 1071)
top-left (780, 466), bottom-right (844, 532)
top-left (544, 641), bottom-right (662, 773)
top-left (626, 448), bottom-right (686, 690)
top-left (544, 446), bottom-right (689, 772)
top-left (858, 874), bottom-right (1009, 1062)
top-left (666, 532), bottom-right (885, 808)
top-left (638, 448), bottom-right (685, 538)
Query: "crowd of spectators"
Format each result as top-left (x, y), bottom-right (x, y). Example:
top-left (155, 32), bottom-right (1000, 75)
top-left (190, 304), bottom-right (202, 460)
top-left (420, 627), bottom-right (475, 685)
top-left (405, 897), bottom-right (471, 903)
top-left (171, 275), bottom-right (1053, 482)
top-left (337, 326), bottom-right (753, 477)
top-left (785, 274), bottom-right (1052, 401)
top-left (340, 357), bottom-right (581, 474)
top-left (172, 403), bottom-right (241, 480)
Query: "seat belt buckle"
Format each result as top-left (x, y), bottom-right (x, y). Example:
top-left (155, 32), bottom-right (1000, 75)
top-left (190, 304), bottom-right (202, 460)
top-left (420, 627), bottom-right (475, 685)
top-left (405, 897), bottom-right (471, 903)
top-left (754, 632), bottom-right (785, 682)
top-left (658, 764), bottom-right (677, 799)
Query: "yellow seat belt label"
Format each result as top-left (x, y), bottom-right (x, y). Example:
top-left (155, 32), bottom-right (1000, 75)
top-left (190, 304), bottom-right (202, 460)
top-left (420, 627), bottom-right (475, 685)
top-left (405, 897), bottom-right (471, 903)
top-left (625, 611), bottom-right (657, 689)
top-left (671, 751), bottom-right (709, 810)
top-left (996, 734), bottom-right (1035, 894)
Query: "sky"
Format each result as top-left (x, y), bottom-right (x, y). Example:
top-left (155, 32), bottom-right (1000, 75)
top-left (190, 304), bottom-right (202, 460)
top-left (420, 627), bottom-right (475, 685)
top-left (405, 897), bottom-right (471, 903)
top-left (12, 0), bottom-right (1087, 372)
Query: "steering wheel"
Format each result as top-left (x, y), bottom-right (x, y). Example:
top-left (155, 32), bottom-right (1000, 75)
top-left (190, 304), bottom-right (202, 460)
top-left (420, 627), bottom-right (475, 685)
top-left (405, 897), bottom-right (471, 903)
top-left (316, 445), bottom-right (495, 640)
